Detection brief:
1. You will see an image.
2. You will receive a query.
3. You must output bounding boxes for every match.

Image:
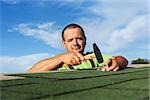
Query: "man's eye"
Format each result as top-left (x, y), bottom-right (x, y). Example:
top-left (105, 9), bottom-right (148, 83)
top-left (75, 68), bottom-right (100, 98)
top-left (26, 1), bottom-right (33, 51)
top-left (77, 38), bottom-right (83, 40)
top-left (67, 39), bottom-right (73, 42)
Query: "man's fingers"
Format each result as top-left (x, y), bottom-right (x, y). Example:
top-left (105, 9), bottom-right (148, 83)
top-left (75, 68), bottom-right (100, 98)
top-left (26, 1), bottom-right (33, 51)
top-left (72, 55), bottom-right (80, 64)
top-left (101, 58), bottom-right (111, 71)
top-left (106, 66), bottom-right (115, 71)
top-left (112, 56), bottom-right (117, 66)
top-left (75, 53), bottom-right (85, 61)
top-left (101, 65), bottom-right (109, 71)
top-left (104, 65), bottom-right (118, 71)
top-left (102, 57), bottom-right (119, 71)
top-left (113, 66), bottom-right (119, 71)
top-left (71, 58), bottom-right (77, 64)
top-left (107, 58), bottom-right (117, 71)
top-left (69, 60), bottom-right (74, 65)
top-left (65, 52), bottom-right (85, 65)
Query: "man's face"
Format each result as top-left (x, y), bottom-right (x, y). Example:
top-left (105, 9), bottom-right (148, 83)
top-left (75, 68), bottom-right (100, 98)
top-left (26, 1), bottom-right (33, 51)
top-left (62, 27), bottom-right (86, 54)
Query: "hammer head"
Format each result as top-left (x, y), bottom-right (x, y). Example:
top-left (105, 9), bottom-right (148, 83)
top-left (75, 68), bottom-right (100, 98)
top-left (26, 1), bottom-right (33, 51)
top-left (93, 43), bottom-right (104, 63)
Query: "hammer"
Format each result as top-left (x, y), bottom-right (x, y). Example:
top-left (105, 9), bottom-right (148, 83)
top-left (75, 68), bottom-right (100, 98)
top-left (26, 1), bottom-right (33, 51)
top-left (63, 43), bottom-right (104, 67)
top-left (84, 43), bottom-right (104, 63)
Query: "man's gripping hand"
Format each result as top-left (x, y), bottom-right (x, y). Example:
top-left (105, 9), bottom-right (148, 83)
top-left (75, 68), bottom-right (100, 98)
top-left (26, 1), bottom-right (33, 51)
top-left (62, 52), bottom-right (85, 66)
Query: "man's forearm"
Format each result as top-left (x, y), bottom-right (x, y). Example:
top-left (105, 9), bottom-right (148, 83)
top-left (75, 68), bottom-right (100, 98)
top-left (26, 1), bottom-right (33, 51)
top-left (28, 54), bottom-right (64, 73)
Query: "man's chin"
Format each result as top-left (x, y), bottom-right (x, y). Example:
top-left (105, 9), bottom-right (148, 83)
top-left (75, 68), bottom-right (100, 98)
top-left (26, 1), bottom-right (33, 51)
top-left (73, 49), bottom-right (83, 53)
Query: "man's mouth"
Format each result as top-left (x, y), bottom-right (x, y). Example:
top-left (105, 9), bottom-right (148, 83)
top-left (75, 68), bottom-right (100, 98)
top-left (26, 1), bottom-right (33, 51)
top-left (72, 46), bottom-right (80, 50)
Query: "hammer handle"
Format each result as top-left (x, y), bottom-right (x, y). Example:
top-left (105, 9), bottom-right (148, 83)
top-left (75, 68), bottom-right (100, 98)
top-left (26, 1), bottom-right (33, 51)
top-left (63, 53), bottom-right (95, 67)
top-left (84, 53), bottom-right (95, 60)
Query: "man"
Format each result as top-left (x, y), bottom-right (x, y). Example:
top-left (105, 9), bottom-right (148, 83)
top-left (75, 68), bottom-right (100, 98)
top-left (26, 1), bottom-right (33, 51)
top-left (28, 23), bottom-right (128, 73)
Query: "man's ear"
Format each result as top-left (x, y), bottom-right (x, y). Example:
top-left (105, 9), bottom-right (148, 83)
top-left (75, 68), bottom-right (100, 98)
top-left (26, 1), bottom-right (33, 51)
top-left (62, 40), bottom-right (66, 48)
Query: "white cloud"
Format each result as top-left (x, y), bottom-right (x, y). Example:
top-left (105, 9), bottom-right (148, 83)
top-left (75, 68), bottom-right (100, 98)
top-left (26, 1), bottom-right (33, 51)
top-left (107, 15), bottom-right (148, 51)
top-left (76, 0), bottom-right (148, 54)
top-left (1, 0), bottom-right (21, 4)
top-left (0, 53), bottom-right (53, 73)
top-left (9, 22), bottom-right (62, 48)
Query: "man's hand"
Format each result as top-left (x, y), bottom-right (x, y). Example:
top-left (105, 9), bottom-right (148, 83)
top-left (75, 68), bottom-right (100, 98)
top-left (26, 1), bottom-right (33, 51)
top-left (101, 56), bottom-right (128, 71)
top-left (101, 56), bottom-right (119, 71)
top-left (62, 52), bottom-right (85, 65)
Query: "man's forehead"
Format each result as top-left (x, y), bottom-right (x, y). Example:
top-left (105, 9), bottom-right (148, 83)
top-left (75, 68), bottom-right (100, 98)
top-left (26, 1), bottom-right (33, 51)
top-left (64, 27), bottom-right (81, 33)
top-left (64, 28), bottom-right (83, 37)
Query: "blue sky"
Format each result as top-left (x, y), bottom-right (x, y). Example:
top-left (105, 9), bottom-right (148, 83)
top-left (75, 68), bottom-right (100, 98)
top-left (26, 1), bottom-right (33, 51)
top-left (0, 0), bottom-right (149, 73)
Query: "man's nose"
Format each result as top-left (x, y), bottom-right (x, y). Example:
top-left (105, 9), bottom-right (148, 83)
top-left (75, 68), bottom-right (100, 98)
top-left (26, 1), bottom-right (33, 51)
top-left (73, 39), bottom-right (78, 45)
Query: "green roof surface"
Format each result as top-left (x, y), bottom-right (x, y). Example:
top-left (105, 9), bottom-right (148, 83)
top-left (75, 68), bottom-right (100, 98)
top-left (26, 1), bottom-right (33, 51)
top-left (0, 67), bottom-right (149, 100)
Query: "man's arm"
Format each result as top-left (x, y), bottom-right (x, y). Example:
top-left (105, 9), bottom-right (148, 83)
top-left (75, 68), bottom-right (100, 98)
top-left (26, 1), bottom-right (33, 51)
top-left (28, 52), bottom-right (85, 73)
top-left (28, 54), bottom-right (64, 73)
